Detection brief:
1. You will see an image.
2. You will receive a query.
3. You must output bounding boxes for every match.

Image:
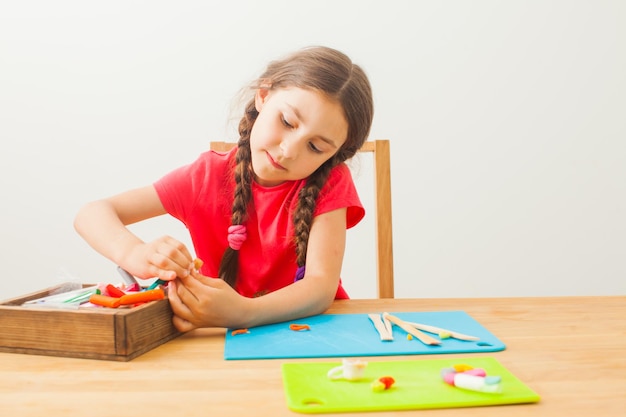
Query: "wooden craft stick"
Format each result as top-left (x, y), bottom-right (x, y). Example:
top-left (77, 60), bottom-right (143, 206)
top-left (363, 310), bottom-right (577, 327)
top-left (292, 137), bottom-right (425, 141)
top-left (383, 313), bottom-right (441, 345)
top-left (405, 321), bottom-right (480, 341)
top-left (368, 314), bottom-right (393, 341)
top-left (382, 314), bottom-right (393, 336)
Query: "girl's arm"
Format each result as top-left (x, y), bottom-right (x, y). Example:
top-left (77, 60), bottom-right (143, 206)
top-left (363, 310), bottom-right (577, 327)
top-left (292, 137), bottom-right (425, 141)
top-left (169, 207), bottom-right (347, 330)
top-left (73, 185), bottom-right (195, 281)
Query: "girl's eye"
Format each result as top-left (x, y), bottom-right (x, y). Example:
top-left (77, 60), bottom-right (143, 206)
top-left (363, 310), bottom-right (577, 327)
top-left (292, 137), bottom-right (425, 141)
top-left (308, 142), bottom-right (322, 154)
top-left (281, 116), bottom-right (293, 129)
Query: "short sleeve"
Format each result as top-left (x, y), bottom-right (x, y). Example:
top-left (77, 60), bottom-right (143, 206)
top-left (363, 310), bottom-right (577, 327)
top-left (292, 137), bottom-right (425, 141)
top-left (315, 163), bottom-right (365, 229)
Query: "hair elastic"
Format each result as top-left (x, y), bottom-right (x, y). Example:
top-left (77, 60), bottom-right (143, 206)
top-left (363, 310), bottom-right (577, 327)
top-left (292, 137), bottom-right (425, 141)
top-left (294, 265), bottom-right (305, 282)
top-left (227, 225), bottom-right (247, 250)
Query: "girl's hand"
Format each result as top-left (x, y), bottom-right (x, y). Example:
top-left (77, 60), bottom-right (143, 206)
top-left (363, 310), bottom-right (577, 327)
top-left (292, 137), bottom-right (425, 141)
top-left (168, 271), bottom-right (249, 331)
top-left (122, 235), bottom-right (195, 282)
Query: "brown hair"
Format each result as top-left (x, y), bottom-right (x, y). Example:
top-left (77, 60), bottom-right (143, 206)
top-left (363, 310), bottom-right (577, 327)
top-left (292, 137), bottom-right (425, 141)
top-left (219, 46), bottom-right (374, 287)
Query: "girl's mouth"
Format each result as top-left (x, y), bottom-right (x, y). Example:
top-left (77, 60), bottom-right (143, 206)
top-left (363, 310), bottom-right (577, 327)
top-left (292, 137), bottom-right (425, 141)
top-left (266, 151), bottom-right (286, 170)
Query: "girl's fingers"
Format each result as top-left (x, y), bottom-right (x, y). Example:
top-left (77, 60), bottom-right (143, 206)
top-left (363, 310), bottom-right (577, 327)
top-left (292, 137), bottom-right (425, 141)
top-left (150, 253), bottom-right (189, 279)
top-left (146, 236), bottom-right (195, 279)
top-left (168, 281), bottom-right (194, 318)
top-left (172, 314), bottom-right (196, 333)
top-left (155, 267), bottom-right (177, 281)
top-left (174, 277), bottom-right (201, 304)
top-left (169, 281), bottom-right (199, 332)
top-left (163, 235), bottom-right (194, 263)
top-left (168, 271), bottom-right (233, 330)
top-left (178, 270), bottom-right (220, 290)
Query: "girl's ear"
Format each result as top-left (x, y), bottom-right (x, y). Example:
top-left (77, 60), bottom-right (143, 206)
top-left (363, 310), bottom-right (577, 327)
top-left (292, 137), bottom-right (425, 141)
top-left (254, 85), bottom-right (271, 112)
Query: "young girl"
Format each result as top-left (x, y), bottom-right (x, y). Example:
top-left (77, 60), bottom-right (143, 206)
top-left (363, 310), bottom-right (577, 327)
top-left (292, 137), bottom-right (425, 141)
top-left (74, 46), bottom-right (374, 332)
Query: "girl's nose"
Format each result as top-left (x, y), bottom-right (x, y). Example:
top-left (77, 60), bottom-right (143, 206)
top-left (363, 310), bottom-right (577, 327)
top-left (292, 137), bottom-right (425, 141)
top-left (279, 136), bottom-right (299, 159)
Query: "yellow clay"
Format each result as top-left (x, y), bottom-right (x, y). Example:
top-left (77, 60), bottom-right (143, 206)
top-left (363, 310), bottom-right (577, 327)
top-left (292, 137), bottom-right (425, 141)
top-left (453, 364), bottom-right (473, 372)
top-left (371, 380), bottom-right (386, 392)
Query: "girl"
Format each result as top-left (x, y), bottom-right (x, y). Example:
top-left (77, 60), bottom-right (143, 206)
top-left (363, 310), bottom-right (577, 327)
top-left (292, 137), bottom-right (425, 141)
top-left (74, 46), bottom-right (374, 331)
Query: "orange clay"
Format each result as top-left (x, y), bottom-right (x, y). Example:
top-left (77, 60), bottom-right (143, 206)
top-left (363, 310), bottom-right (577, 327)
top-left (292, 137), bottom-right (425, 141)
top-left (89, 294), bottom-right (121, 308)
top-left (231, 328), bottom-right (249, 336)
top-left (193, 258), bottom-right (204, 270)
top-left (289, 323), bottom-right (311, 331)
top-left (118, 289), bottom-right (165, 306)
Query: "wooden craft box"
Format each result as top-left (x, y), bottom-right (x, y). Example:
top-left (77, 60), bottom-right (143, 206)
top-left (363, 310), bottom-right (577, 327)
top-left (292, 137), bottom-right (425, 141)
top-left (0, 284), bottom-right (181, 361)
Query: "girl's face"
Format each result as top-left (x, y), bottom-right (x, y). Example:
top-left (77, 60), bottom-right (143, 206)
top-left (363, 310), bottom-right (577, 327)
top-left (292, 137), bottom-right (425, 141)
top-left (249, 87), bottom-right (348, 187)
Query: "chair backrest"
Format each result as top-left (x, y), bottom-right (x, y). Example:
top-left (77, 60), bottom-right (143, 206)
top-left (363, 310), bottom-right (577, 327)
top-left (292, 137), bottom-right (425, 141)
top-left (209, 140), bottom-right (394, 298)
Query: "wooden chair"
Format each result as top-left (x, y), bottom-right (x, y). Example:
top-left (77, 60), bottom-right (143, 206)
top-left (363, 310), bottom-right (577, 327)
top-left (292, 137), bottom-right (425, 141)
top-left (210, 140), bottom-right (394, 298)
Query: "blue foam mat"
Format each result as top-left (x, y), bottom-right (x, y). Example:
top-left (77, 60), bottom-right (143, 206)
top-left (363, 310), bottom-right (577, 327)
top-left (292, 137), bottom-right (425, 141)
top-left (224, 311), bottom-right (505, 360)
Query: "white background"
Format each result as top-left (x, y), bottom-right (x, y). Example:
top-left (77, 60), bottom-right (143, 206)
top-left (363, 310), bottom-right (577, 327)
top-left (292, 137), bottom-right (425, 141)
top-left (1, 1), bottom-right (624, 300)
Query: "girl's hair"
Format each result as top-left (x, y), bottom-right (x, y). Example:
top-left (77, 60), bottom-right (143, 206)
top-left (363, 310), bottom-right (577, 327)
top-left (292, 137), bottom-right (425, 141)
top-left (219, 46), bottom-right (374, 287)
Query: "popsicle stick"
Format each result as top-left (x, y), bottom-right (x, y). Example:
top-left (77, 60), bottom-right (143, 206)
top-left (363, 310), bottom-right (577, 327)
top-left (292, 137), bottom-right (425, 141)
top-left (382, 314), bottom-right (393, 336)
top-left (383, 313), bottom-right (441, 345)
top-left (405, 321), bottom-right (480, 341)
top-left (368, 314), bottom-right (393, 341)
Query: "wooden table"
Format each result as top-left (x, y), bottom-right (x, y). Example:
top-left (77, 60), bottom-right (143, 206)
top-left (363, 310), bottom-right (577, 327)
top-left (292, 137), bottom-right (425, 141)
top-left (1, 296), bottom-right (624, 416)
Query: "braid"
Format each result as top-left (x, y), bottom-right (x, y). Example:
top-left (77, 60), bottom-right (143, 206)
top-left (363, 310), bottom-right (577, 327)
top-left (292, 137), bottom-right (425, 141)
top-left (293, 159), bottom-right (336, 266)
top-left (218, 100), bottom-right (257, 287)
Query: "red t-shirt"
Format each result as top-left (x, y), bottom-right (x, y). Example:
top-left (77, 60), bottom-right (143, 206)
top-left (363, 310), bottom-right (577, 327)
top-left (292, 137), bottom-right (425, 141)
top-left (153, 147), bottom-right (364, 299)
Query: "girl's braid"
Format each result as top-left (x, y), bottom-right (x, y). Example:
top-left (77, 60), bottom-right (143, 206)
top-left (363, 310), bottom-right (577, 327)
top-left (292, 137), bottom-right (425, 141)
top-left (292, 159), bottom-right (336, 266)
top-left (218, 100), bottom-right (257, 287)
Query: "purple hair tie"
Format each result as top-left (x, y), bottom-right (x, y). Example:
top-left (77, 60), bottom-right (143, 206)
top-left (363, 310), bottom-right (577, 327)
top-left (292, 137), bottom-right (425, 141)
top-left (227, 225), bottom-right (247, 250)
top-left (294, 265), bottom-right (306, 282)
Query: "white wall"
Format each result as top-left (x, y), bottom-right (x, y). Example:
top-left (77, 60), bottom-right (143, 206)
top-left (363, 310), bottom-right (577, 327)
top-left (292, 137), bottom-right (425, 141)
top-left (1, 1), bottom-right (624, 300)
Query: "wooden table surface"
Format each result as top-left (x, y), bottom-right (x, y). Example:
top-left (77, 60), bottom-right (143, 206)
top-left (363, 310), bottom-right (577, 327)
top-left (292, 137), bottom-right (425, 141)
top-left (1, 296), bottom-right (624, 416)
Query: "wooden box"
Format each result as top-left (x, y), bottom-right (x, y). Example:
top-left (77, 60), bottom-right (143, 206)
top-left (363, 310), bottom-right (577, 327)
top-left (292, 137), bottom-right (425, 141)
top-left (0, 284), bottom-right (181, 361)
